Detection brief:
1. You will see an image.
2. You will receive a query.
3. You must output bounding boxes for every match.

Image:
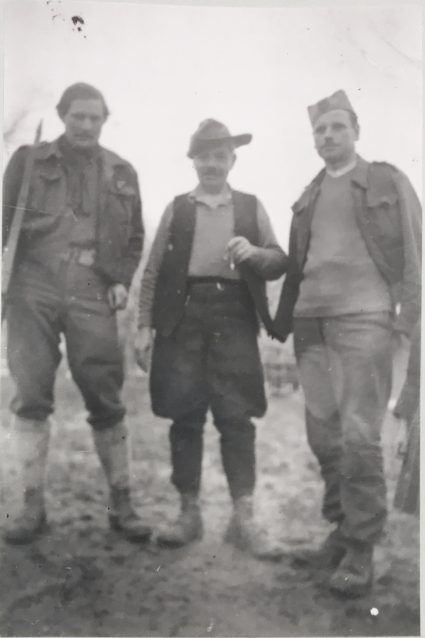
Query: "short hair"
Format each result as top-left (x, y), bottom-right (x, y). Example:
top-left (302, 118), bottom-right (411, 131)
top-left (56, 83), bottom-right (110, 119)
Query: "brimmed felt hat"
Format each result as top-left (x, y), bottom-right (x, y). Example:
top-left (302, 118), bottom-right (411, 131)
top-left (308, 90), bottom-right (356, 124)
top-left (187, 119), bottom-right (252, 158)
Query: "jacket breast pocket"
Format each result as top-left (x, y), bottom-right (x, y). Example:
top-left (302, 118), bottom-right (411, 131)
top-left (28, 170), bottom-right (63, 216)
top-left (108, 183), bottom-right (136, 223)
top-left (365, 192), bottom-right (401, 243)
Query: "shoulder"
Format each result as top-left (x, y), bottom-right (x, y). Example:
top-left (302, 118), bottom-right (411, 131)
top-left (101, 147), bottom-right (138, 180)
top-left (292, 168), bottom-right (325, 212)
top-left (231, 189), bottom-right (257, 202)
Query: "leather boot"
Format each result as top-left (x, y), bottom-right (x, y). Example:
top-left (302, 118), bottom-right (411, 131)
top-left (3, 417), bottom-right (50, 544)
top-left (224, 495), bottom-right (282, 561)
top-left (329, 540), bottom-right (374, 597)
top-left (156, 493), bottom-right (203, 547)
top-left (291, 526), bottom-right (347, 569)
top-left (92, 422), bottom-right (151, 543)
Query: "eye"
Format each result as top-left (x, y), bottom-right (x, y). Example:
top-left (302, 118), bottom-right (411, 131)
top-left (314, 125), bottom-right (325, 134)
top-left (332, 123), bottom-right (345, 131)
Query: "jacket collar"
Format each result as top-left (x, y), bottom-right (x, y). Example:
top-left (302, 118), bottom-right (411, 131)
top-left (293, 155), bottom-right (369, 215)
top-left (34, 137), bottom-right (127, 168)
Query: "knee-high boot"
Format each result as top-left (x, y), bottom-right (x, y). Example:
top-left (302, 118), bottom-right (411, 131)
top-left (92, 421), bottom-right (151, 543)
top-left (3, 417), bottom-right (50, 544)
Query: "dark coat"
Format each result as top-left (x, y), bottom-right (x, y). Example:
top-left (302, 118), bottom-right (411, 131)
top-left (2, 138), bottom-right (144, 289)
top-left (274, 156), bottom-right (421, 340)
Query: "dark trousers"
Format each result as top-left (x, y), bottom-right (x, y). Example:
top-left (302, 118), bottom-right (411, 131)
top-left (294, 313), bottom-right (392, 544)
top-left (6, 261), bottom-right (125, 429)
top-left (151, 281), bottom-right (266, 501)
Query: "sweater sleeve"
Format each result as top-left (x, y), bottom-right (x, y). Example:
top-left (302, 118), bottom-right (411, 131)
top-left (246, 199), bottom-right (288, 280)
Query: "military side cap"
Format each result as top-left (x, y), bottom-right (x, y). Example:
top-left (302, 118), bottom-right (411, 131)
top-left (187, 119), bottom-right (252, 158)
top-left (308, 90), bottom-right (356, 124)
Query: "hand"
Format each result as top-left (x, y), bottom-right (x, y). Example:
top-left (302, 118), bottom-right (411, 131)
top-left (107, 284), bottom-right (128, 311)
top-left (393, 414), bottom-right (408, 458)
top-left (226, 236), bottom-right (258, 267)
top-left (135, 327), bottom-right (153, 373)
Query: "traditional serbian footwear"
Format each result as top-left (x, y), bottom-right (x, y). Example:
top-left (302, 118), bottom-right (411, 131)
top-left (3, 488), bottom-right (48, 544)
top-left (109, 487), bottom-right (152, 543)
top-left (156, 494), bottom-right (203, 547)
top-left (224, 495), bottom-right (283, 561)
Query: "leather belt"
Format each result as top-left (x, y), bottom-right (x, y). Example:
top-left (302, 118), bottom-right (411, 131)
top-left (60, 247), bottom-right (96, 267)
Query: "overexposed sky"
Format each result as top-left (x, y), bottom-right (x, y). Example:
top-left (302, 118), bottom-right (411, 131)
top-left (2, 0), bottom-right (422, 246)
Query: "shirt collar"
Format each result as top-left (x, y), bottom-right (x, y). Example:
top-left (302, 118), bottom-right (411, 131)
top-left (188, 183), bottom-right (233, 209)
top-left (326, 158), bottom-right (357, 178)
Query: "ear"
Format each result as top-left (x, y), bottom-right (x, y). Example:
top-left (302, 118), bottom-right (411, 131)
top-left (354, 124), bottom-right (360, 142)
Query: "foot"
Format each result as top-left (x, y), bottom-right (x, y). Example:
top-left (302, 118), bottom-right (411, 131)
top-left (109, 488), bottom-right (152, 543)
top-left (291, 528), bottom-right (347, 569)
top-left (157, 496), bottom-right (203, 547)
top-left (328, 542), bottom-right (374, 597)
top-left (224, 514), bottom-right (282, 561)
top-left (3, 507), bottom-right (47, 544)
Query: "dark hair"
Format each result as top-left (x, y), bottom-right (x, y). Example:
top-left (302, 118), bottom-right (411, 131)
top-left (56, 83), bottom-right (110, 119)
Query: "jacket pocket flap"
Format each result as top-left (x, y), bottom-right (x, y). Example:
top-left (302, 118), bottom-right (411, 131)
top-left (109, 183), bottom-right (136, 197)
top-left (366, 191), bottom-right (398, 208)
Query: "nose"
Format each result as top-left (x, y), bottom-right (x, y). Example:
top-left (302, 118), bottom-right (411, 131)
top-left (81, 117), bottom-right (93, 132)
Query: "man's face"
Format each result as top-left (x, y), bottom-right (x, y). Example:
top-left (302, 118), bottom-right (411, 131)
top-left (193, 144), bottom-right (236, 193)
top-left (313, 109), bottom-right (359, 167)
top-left (62, 98), bottom-right (106, 149)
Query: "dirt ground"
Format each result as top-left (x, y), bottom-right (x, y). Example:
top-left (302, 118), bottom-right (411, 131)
top-left (0, 359), bottom-right (420, 637)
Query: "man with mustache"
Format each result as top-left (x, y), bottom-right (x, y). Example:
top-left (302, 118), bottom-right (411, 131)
top-left (2, 83), bottom-right (151, 544)
top-left (274, 90), bottom-right (421, 596)
top-left (136, 119), bottom-right (287, 557)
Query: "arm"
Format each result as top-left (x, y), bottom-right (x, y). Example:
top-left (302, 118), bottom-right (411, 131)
top-left (392, 170), bottom-right (421, 337)
top-left (120, 168), bottom-right (145, 289)
top-left (137, 202), bottom-right (174, 328)
top-left (2, 147), bottom-right (28, 250)
top-left (227, 199), bottom-right (288, 281)
top-left (273, 215), bottom-right (301, 341)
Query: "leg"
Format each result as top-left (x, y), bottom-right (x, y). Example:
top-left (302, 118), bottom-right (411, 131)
top-left (208, 305), bottom-right (279, 559)
top-left (4, 288), bottom-right (61, 543)
top-left (150, 298), bottom-right (209, 547)
top-left (323, 313), bottom-right (392, 596)
top-left (157, 407), bottom-right (207, 547)
top-left (64, 271), bottom-right (148, 541)
top-left (324, 314), bottom-right (391, 545)
top-left (294, 318), bottom-right (344, 525)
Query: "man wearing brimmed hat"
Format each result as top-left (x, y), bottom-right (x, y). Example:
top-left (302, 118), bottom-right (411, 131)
top-left (274, 90), bottom-right (421, 595)
top-left (2, 83), bottom-right (151, 544)
top-left (136, 119), bottom-right (287, 557)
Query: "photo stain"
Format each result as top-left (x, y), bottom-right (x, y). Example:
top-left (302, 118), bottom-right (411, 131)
top-left (71, 15), bottom-right (87, 38)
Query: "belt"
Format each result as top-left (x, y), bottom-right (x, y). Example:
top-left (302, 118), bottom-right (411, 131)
top-left (60, 247), bottom-right (96, 267)
top-left (188, 276), bottom-right (243, 289)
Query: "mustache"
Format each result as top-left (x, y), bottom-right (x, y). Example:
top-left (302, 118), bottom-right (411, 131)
top-left (200, 169), bottom-right (223, 177)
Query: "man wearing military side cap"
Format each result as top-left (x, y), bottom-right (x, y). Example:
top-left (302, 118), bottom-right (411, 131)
top-left (136, 119), bottom-right (287, 557)
top-left (274, 90), bottom-right (421, 595)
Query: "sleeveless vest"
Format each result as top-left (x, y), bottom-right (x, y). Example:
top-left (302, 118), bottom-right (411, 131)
top-left (152, 190), bottom-right (276, 337)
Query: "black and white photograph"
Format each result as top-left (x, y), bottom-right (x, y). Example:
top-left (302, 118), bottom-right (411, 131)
top-left (0, 0), bottom-right (422, 635)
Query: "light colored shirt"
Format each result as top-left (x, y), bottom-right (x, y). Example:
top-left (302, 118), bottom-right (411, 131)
top-left (294, 170), bottom-right (391, 317)
top-left (138, 183), bottom-right (285, 327)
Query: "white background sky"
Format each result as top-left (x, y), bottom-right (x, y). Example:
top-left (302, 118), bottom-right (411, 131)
top-left (2, 0), bottom-right (422, 248)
